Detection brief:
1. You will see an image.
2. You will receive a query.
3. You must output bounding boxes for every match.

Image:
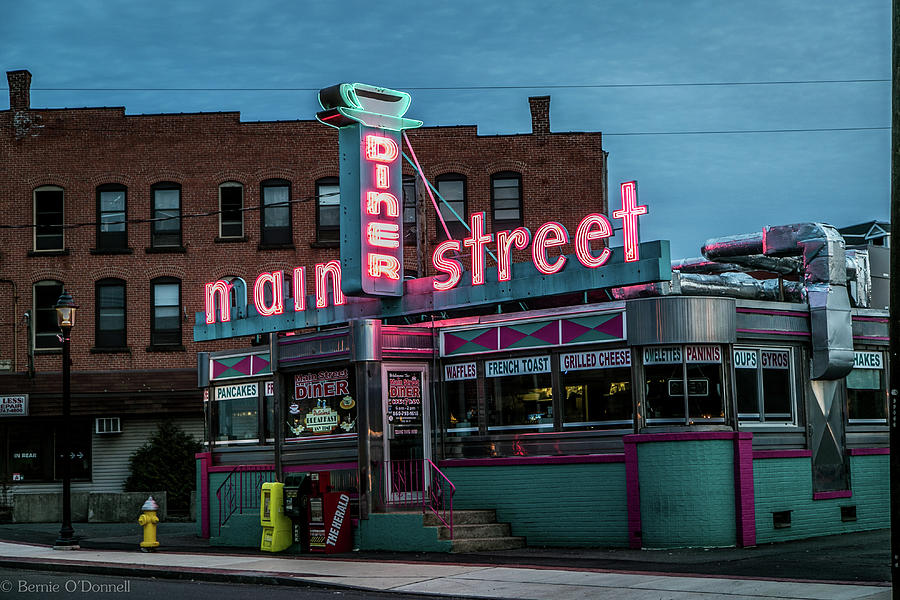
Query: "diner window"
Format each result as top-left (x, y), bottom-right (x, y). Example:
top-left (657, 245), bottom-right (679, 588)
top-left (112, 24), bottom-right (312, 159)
top-left (211, 383), bottom-right (260, 442)
top-left (150, 277), bottom-right (181, 347)
top-left (435, 173), bottom-right (467, 240)
top-left (443, 362), bottom-right (478, 435)
top-left (219, 182), bottom-right (244, 238)
top-left (151, 182), bottom-right (182, 247)
top-left (491, 171), bottom-right (523, 231)
top-left (402, 176), bottom-right (417, 245)
top-left (316, 177), bottom-right (340, 244)
top-left (643, 345), bottom-right (725, 424)
top-left (847, 351), bottom-right (887, 423)
top-left (96, 184), bottom-right (127, 249)
top-left (734, 347), bottom-right (794, 423)
top-left (286, 367), bottom-right (357, 441)
top-left (261, 179), bottom-right (292, 246)
top-left (485, 356), bottom-right (553, 431)
top-left (34, 186), bottom-right (64, 251)
top-left (561, 349), bottom-right (632, 429)
top-left (33, 280), bottom-right (64, 351)
top-left (95, 279), bottom-right (127, 349)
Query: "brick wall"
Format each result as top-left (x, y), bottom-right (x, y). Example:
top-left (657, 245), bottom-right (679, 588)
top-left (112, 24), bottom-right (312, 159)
top-left (753, 455), bottom-right (889, 543)
top-left (443, 463), bottom-right (628, 547)
top-left (0, 71), bottom-right (607, 386)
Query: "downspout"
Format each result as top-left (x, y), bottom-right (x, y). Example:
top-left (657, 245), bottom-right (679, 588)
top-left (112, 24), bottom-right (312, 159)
top-left (0, 279), bottom-right (17, 372)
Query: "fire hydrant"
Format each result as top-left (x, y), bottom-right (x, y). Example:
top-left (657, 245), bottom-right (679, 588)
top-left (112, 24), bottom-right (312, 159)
top-left (138, 496), bottom-right (160, 552)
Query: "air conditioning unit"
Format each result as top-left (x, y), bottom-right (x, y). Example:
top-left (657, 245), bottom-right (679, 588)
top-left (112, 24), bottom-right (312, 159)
top-left (95, 417), bottom-right (122, 434)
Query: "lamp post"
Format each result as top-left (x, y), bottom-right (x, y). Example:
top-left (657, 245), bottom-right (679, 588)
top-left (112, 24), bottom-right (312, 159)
top-left (54, 290), bottom-right (78, 550)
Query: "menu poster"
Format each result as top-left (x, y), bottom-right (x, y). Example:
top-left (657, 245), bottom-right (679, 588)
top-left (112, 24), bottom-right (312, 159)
top-left (387, 371), bottom-right (423, 436)
top-left (287, 368), bottom-right (356, 439)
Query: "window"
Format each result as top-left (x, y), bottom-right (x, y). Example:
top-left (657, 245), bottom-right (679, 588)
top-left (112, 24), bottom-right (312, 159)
top-left (150, 278), bottom-right (181, 346)
top-left (261, 179), bottom-right (292, 246)
top-left (734, 347), bottom-right (795, 423)
top-left (643, 345), bottom-right (725, 425)
top-left (34, 186), bottom-right (64, 251)
top-left (211, 382), bottom-right (260, 442)
top-left (443, 362), bottom-right (478, 435)
top-left (219, 182), bottom-right (243, 238)
top-left (561, 349), bottom-right (632, 429)
top-left (847, 351), bottom-right (887, 423)
top-left (95, 279), bottom-right (126, 349)
top-left (485, 355), bottom-right (553, 432)
top-left (491, 172), bottom-right (523, 230)
top-left (223, 276), bottom-right (247, 320)
top-left (435, 173), bottom-right (467, 240)
top-left (316, 177), bottom-right (340, 244)
top-left (96, 184), bottom-right (127, 249)
top-left (286, 367), bottom-right (356, 440)
top-left (3, 421), bottom-right (91, 483)
top-left (33, 280), bottom-right (63, 351)
top-left (151, 182), bottom-right (181, 247)
top-left (402, 176), bottom-right (417, 246)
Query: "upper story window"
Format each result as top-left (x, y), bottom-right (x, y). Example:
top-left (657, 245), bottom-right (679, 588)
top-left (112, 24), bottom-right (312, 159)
top-left (96, 184), bottom-right (127, 250)
top-left (435, 173), bottom-right (467, 240)
top-left (643, 345), bottom-right (725, 425)
top-left (260, 179), bottom-right (291, 246)
top-left (847, 350), bottom-right (887, 423)
top-left (150, 277), bottom-right (181, 347)
top-left (95, 278), bottom-right (126, 349)
top-left (402, 176), bottom-right (417, 246)
top-left (734, 347), bottom-right (795, 424)
top-left (219, 183), bottom-right (244, 239)
top-left (34, 186), bottom-right (64, 251)
top-left (491, 171), bottom-right (523, 231)
top-left (151, 182), bottom-right (182, 248)
top-left (33, 280), bottom-right (64, 351)
top-left (316, 177), bottom-right (340, 244)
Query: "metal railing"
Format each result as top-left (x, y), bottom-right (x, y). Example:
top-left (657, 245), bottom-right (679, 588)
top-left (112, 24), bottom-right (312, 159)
top-left (379, 459), bottom-right (455, 539)
top-left (214, 465), bottom-right (275, 535)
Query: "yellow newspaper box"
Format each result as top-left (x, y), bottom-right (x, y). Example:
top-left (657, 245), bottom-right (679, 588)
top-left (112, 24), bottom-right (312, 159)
top-left (260, 482), bottom-right (292, 552)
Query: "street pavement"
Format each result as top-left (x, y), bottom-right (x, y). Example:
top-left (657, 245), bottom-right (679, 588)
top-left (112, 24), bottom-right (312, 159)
top-left (0, 522), bottom-right (891, 599)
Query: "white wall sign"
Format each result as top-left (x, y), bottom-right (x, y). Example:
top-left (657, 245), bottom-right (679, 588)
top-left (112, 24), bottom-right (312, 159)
top-left (0, 395), bottom-right (28, 416)
top-left (561, 349), bottom-right (631, 372)
top-left (854, 351), bottom-right (883, 369)
top-left (485, 356), bottom-right (551, 377)
top-left (214, 383), bottom-right (258, 401)
top-left (642, 346), bottom-right (682, 365)
top-left (444, 362), bottom-right (477, 381)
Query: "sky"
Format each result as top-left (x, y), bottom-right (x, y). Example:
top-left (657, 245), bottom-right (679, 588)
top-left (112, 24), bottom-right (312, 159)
top-left (0, 0), bottom-right (891, 260)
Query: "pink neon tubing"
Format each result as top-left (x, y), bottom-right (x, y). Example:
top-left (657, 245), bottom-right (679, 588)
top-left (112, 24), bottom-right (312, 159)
top-left (403, 131), bottom-right (452, 241)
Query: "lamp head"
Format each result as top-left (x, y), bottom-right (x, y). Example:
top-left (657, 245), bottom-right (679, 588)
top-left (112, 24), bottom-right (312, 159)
top-left (55, 290), bottom-right (77, 330)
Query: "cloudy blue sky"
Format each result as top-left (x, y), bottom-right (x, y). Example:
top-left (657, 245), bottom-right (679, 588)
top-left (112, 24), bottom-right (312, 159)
top-left (1, 0), bottom-right (890, 259)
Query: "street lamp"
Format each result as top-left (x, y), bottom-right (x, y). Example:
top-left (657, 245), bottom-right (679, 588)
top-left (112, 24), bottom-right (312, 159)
top-left (54, 290), bottom-right (78, 550)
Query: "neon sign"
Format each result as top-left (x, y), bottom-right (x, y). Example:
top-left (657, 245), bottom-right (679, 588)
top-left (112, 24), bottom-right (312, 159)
top-left (612, 181), bottom-right (646, 262)
top-left (316, 83), bottom-right (423, 298)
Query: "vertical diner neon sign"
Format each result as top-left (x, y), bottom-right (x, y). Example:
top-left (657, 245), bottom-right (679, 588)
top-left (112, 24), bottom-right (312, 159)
top-left (316, 83), bottom-right (423, 297)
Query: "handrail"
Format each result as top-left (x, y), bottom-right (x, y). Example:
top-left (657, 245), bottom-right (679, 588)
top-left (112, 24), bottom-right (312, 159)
top-left (425, 459), bottom-right (455, 540)
top-left (214, 465), bottom-right (275, 535)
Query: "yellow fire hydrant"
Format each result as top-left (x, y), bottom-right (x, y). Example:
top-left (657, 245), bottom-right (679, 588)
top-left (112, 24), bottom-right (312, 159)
top-left (138, 496), bottom-right (160, 552)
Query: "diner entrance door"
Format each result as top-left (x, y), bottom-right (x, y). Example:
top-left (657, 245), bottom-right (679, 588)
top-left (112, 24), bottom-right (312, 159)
top-left (381, 364), bottom-right (431, 507)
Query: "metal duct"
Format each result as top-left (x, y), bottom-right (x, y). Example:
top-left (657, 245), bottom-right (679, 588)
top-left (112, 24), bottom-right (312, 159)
top-left (845, 249), bottom-right (871, 308)
top-left (677, 272), bottom-right (805, 302)
top-left (700, 232), bottom-right (764, 259)
top-left (673, 255), bottom-right (800, 276)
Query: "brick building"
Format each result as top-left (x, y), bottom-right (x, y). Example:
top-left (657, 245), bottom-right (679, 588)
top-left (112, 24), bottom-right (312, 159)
top-left (0, 69), bottom-right (607, 499)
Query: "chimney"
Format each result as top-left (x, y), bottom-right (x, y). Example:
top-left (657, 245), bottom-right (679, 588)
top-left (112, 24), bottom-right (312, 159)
top-left (7, 69), bottom-right (32, 111)
top-left (529, 95), bottom-right (550, 136)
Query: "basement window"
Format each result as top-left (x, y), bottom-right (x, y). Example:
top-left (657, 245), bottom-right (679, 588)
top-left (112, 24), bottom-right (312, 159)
top-left (773, 510), bottom-right (792, 529)
top-left (841, 505), bottom-right (857, 522)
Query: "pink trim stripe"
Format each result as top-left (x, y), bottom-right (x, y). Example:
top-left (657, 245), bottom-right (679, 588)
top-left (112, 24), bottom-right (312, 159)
top-left (737, 328), bottom-right (810, 337)
top-left (753, 449), bottom-right (811, 459)
top-left (196, 452), bottom-right (211, 539)
top-left (813, 490), bottom-right (852, 500)
top-left (624, 438), bottom-right (642, 549)
top-left (848, 447), bottom-right (889, 456)
top-left (734, 434), bottom-right (756, 548)
top-left (284, 462), bottom-right (357, 473)
top-left (736, 308), bottom-right (808, 318)
top-left (208, 464), bottom-right (274, 473)
top-left (439, 454), bottom-right (624, 468)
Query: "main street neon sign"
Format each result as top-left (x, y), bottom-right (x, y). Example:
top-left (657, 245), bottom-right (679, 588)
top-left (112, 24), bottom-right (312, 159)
top-left (203, 180), bottom-right (649, 325)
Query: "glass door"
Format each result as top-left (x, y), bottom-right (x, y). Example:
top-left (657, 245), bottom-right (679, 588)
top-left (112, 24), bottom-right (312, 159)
top-left (381, 364), bottom-right (430, 507)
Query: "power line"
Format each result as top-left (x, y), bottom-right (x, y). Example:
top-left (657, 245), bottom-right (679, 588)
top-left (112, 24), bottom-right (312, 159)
top-left (603, 126), bottom-right (890, 136)
top-left (1, 78), bottom-right (890, 92)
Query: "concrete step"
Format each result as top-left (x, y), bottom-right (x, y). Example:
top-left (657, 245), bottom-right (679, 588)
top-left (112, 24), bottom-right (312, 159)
top-left (424, 509), bottom-right (496, 526)
top-left (451, 535), bottom-right (527, 553)
top-left (438, 522), bottom-right (511, 540)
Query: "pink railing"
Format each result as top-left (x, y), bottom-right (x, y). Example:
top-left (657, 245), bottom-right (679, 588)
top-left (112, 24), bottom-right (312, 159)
top-left (379, 459), bottom-right (455, 539)
top-left (215, 465), bottom-right (275, 535)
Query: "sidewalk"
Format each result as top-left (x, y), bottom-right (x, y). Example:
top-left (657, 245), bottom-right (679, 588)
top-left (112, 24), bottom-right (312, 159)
top-left (0, 523), bottom-right (891, 599)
